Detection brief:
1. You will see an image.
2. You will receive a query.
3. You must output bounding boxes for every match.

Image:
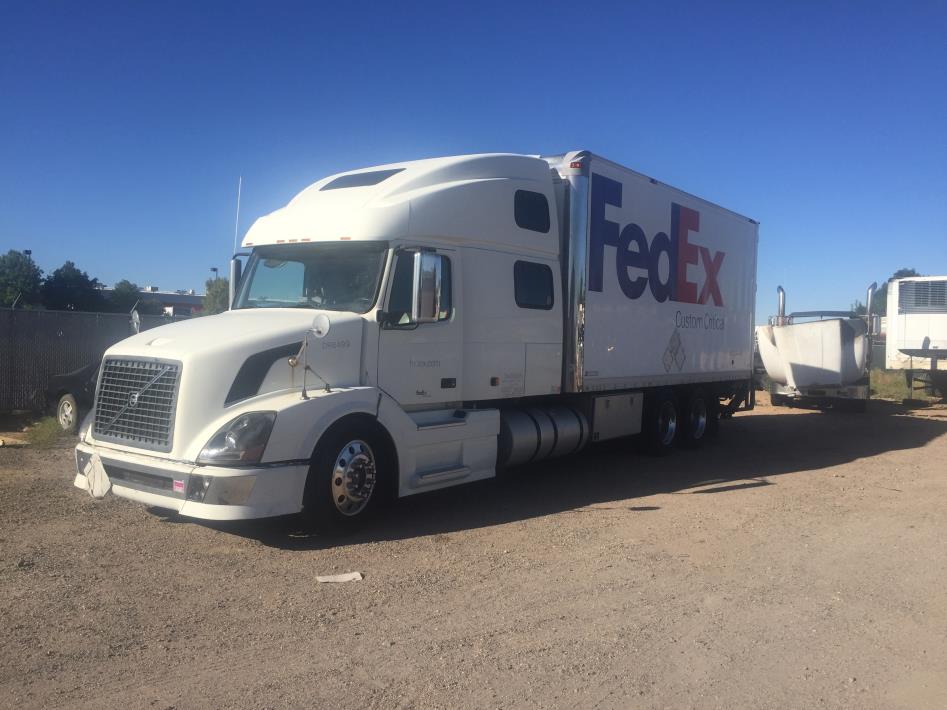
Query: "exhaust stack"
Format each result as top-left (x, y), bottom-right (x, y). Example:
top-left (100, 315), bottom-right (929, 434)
top-left (864, 282), bottom-right (877, 334)
top-left (776, 285), bottom-right (787, 326)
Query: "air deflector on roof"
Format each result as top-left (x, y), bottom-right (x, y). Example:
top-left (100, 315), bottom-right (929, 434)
top-left (320, 168), bottom-right (404, 191)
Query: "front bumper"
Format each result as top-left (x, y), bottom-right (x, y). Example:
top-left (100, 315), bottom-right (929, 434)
top-left (73, 442), bottom-right (308, 521)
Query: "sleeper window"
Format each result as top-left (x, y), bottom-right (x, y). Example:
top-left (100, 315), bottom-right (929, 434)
top-left (514, 190), bottom-right (551, 233)
top-left (514, 261), bottom-right (554, 310)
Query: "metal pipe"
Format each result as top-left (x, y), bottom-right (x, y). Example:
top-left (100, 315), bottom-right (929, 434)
top-left (865, 282), bottom-right (877, 332)
top-left (777, 285), bottom-right (786, 325)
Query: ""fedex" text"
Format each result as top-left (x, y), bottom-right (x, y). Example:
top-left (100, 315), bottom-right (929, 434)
top-left (589, 173), bottom-right (725, 306)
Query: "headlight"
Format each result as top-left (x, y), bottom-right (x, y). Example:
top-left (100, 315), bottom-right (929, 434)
top-left (197, 412), bottom-right (276, 465)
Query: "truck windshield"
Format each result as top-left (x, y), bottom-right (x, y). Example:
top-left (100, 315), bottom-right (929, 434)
top-left (234, 242), bottom-right (388, 313)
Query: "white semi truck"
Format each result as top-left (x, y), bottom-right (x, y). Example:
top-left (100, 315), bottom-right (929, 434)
top-left (74, 152), bottom-right (759, 529)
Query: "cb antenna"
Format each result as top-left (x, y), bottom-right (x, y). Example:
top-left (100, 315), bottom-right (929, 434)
top-left (232, 175), bottom-right (243, 255)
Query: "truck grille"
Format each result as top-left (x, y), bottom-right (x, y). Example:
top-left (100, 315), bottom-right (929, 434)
top-left (93, 358), bottom-right (181, 452)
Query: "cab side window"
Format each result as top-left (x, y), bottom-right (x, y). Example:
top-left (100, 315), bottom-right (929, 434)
top-left (387, 252), bottom-right (415, 324)
top-left (387, 251), bottom-right (452, 325)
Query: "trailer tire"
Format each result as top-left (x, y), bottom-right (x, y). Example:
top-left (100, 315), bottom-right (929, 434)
top-left (680, 389), bottom-right (709, 448)
top-left (302, 419), bottom-right (393, 534)
top-left (645, 390), bottom-right (678, 454)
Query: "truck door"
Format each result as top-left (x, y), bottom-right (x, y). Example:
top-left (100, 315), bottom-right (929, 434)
top-left (378, 248), bottom-right (462, 406)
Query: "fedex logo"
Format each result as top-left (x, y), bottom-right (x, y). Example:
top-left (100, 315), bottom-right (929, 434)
top-left (589, 173), bottom-right (725, 306)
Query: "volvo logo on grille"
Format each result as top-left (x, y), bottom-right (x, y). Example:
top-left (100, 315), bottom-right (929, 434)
top-left (128, 391), bottom-right (140, 408)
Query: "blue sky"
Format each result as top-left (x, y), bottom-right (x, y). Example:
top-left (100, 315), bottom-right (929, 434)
top-left (2, 1), bottom-right (945, 319)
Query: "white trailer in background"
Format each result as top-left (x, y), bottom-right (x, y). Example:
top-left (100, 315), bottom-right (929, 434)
top-left (885, 276), bottom-right (947, 397)
top-left (73, 151), bottom-right (758, 529)
top-left (756, 284), bottom-right (876, 411)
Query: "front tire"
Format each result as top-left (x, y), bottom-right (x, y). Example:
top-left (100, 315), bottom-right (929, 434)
top-left (56, 394), bottom-right (79, 434)
top-left (302, 423), bottom-right (391, 533)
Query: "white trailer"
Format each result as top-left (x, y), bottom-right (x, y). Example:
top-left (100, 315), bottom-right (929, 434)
top-left (885, 276), bottom-right (947, 397)
top-left (73, 152), bottom-right (758, 528)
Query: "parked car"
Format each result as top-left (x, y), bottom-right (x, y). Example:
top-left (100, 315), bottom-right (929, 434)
top-left (46, 363), bottom-right (98, 434)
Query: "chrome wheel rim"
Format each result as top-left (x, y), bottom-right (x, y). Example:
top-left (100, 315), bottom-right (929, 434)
top-left (331, 440), bottom-right (376, 516)
top-left (689, 399), bottom-right (707, 439)
top-left (659, 401), bottom-right (677, 446)
top-left (58, 399), bottom-right (75, 429)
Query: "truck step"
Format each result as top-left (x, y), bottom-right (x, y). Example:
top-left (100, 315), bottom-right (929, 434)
top-left (412, 409), bottom-right (468, 430)
top-left (414, 465), bottom-right (471, 487)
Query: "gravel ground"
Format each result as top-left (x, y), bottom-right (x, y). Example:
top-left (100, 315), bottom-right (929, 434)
top-left (2, 397), bottom-right (947, 709)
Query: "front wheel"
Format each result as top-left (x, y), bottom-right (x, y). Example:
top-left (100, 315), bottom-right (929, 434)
top-left (56, 394), bottom-right (79, 434)
top-left (302, 424), bottom-right (391, 533)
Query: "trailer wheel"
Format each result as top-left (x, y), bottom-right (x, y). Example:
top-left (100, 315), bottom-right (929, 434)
top-left (680, 389), bottom-right (709, 448)
top-left (645, 390), bottom-right (678, 454)
top-left (302, 420), bottom-right (392, 533)
top-left (56, 393), bottom-right (79, 434)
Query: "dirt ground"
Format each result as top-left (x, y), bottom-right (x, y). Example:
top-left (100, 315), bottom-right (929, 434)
top-left (2, 396), bottom-right (947, 709)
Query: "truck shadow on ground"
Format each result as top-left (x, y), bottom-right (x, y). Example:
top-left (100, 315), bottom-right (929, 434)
top-left (160, 401), bottom-right (947, 549)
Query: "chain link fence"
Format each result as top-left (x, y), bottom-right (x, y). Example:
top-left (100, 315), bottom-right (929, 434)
top-left (0, 309), bottom-right (188, 412)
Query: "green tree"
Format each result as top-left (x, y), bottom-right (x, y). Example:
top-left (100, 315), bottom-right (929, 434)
top-left (41, 261), bottom-right (105, 311)
top-left (109, 279), bottom-right (143, 312)
top-left (0, 250), bottom-right (43, 307)
top-left (203, 277), bottom-right (230, 315)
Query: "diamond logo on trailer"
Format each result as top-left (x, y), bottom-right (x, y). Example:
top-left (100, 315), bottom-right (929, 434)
top-left (663, 331), bottom-right (686, 373)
